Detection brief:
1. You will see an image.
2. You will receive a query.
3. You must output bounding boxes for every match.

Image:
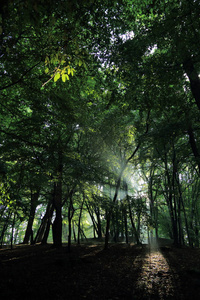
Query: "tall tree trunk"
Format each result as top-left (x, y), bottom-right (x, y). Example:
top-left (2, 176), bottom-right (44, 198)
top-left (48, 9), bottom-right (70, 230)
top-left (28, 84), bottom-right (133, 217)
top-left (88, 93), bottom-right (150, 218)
top-left (123, 205), bottom-right (129, 244)
top-left (95, 207), bottom-right (102, 239)
top-left (23, 189), bottom-right (40, 244)
top-left (128, 200), bottom-right (140, 244)
top-left (77, 198), bottom-right (84, 245)
top-left (67, 192), bottom-right (75, 252)
top-left (73, 221), bottom-right (76, 242)
top-left (42, 205), bottom-right (54, 244)
top-left (183, 58), bottom-right (200, 111)
top-left (164, 151), bottom-right (179, 246)
top-left (34, 201), bottom-right (53, 244)
top-left (52, 151), bottom-right (63, 248)
top-left (86, 202), bottom-right (98, 238)
top-left (0, 211), bottom-right (11, 247)
top-left (176, 173), bottom-right (192, 246)
top-left (104, 140), bottom-right (142, 249)
top-left (124, 180), bottom-right (140, 245)
top-left (104, 173), bottom-right (123, 250)
top-left (187, 126), bottom-right (200, 174)
top-left (11, 213), bottom-right (16, 250)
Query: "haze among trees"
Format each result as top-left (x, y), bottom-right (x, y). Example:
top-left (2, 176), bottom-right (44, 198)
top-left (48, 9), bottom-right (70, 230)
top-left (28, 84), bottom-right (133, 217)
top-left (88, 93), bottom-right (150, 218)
top-left (1, 0), bottom-right (200, 251)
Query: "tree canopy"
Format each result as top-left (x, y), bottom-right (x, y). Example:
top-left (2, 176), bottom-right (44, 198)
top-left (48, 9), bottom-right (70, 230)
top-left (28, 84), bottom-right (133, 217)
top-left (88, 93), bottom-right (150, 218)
top-left (1, 0), bottom-right (200, 249)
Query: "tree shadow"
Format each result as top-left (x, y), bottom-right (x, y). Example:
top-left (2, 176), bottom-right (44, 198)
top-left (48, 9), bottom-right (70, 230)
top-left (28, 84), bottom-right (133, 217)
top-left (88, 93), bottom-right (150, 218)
top-left (76, 243), bottom-right (146, 299)
top-left (160, 246), bottom-right (200, 300)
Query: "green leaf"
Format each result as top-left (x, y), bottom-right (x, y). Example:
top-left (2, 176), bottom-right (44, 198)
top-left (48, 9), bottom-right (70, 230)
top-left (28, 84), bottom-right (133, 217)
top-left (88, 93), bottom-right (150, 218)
top-left (71, 68), bottom-right (75, 76)
top-left (62, 74), bottom-right (69, 82)
top-left (54, 72), bottom-right (60, 82)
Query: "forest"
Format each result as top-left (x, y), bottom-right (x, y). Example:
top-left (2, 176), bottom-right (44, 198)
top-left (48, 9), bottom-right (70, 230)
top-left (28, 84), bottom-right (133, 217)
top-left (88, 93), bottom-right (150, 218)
top-left (1, 0), bottom-right (200, 298)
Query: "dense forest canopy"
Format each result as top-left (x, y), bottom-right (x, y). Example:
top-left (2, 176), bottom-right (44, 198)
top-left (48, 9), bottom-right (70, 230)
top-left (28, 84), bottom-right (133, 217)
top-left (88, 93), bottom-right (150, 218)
top-left (1, 0), bottom-right (200, 249)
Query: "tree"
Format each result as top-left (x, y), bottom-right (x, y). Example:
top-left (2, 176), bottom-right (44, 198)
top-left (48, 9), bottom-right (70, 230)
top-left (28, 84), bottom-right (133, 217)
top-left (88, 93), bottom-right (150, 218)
top-left (1, 0), bottom-right (200, 250)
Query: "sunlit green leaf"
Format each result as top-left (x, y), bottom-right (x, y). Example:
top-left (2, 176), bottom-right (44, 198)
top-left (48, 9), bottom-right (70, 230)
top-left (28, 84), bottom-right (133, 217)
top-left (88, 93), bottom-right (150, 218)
top-left (54, 72), bottom-right (60, 82)
top-left (62, 74), bottom-right (69, 82)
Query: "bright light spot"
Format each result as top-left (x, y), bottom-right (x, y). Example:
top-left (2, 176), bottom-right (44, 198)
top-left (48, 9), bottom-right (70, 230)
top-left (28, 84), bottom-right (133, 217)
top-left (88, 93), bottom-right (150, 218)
top-left (119, 31), bottom-right (135, 42)
top-left (136, 248), bottom-right (175, 299)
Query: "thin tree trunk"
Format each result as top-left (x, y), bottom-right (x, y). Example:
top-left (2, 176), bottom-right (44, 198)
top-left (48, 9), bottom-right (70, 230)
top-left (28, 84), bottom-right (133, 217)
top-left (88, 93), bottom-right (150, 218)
top-left (23, 189), bottom-right (40, 244)
top-left (164, 152), bottom-right (179, 246)
top-left (104, 173), bottom-right (123, 250)
top-left (68, 193), bottom-right (75, 252)
top-left (73, 221), bottom-right (76, 242)
top-left (95, 207), bottom-right (102, 239)
top-left (124, 206), bottom-right (129, 244)
top-left (86, 202), bottom-right (98, 237)
top-left (77, 199), bottom-right (84, 245)
top-left (11, 213), bottom-right (16, 250)
top-left (52, 151), bottom-right (63, 248)
top-left (128, 201), bottom-right (140, 244)
top-left (104, 119), bottom-right (148, 250)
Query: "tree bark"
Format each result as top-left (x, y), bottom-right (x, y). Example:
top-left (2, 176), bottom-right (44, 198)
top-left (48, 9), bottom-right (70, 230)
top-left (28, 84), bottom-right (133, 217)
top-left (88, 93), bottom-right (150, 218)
top-left (34, 201), bottom-right (53, 244)
top-left (104, 172), bottom-right (123, 250)
top-left (23, 189), bottom-right (40, 244)
top-left (67, 192), bottom-right (75, 252)
top-left (77, 198), bottom-right (84, 245)
top-left (42, 205), bottom-right (54, 244)
top-left (10, 213), bottom-right (16, 250)
top-left (128, 200), bottom-right (140, 244)
top-left (183, 58), bottom-right (200, 111)
top-left (52, 151), bottom-right (63, 248)
top-left (187, 126), bottom-right (200, 174)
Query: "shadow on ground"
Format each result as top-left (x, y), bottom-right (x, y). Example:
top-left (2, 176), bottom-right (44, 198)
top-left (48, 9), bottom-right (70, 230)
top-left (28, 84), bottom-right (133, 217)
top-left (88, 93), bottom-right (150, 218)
top-left (1, 243), bottom-right (200, 299)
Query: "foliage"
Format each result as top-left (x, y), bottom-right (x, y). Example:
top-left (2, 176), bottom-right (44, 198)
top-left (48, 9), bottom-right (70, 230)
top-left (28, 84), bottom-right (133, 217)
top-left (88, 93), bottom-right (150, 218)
top-left (0, 0), bottom-right (200, 247)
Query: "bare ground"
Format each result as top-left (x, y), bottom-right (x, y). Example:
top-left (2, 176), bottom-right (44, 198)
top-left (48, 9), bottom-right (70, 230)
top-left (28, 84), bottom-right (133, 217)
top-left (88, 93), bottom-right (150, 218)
top-left (0, 243), bottom-right (200, 299)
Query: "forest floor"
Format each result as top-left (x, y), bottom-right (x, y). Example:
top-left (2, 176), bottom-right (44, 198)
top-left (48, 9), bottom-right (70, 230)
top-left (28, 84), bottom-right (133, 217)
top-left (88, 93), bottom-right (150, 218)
top-left (0, 242), bottom-right (200, 300)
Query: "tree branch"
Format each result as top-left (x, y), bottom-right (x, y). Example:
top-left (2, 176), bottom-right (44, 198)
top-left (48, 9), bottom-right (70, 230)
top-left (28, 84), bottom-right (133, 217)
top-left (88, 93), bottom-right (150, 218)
top-left (0, 61), bottom-right (42, 91)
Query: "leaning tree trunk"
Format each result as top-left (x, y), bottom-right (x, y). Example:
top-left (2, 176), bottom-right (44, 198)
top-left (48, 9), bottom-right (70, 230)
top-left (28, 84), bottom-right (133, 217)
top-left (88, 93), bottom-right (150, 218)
top-left (34, 200), bottom-right (53, 244)
top-left (42, 205), bottom-right (54, 244)
top-left (95, 206), bottom-right (102, 239)
top-left (77, 198), bottom-right (84, 245)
